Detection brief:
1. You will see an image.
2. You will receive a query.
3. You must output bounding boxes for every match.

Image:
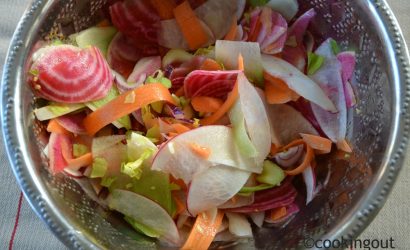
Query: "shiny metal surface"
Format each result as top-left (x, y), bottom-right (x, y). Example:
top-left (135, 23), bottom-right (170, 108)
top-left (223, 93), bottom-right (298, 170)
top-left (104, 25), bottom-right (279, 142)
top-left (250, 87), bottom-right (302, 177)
top-left (1, 0), bottom-right (409, 249)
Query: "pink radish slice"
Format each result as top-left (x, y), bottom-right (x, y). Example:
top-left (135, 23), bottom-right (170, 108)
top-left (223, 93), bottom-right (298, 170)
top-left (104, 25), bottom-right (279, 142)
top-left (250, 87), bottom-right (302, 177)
top-left (109, 0), bottom-right (159, 43)
top-left (127, 56), bottom-right (161, 83)
top-left (282, 9), bottom-right (316, 71)
top-left (302, 165), bottom-right (316, 205)
top-left (187, 165), bottom-right (251, 216)
top-left (274, 145), bottom-right (304, 168)
top-left (243, 7), bottom-right (288, 55)
top-left (30, 45), bottom-right (113, 103)
top-left (48, 132), bottom-right (72, 174)
top-left (310, 39), bottom-right (347, 143)
top-left (289, 99), bottom-right (327, 138)
top-left (184, 70), bottom-right (240, 98)
top-left (267, 104), bottom-right (318, 146)
top-left (56, 112), bottom-right (87, 135)
top-left (337, 51), bottom-right (357, 107)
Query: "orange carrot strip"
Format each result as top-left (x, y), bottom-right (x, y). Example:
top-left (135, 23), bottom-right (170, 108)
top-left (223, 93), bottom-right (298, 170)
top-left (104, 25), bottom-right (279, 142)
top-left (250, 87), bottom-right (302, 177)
top-left (189, 143), bottom-right (211, 159)
top-left (47, 119), bottom-right (71, 136)
top-left (224, 19), bottom-right (238, 41)
top-left (200, 55), bottom-right (244, 125)
top-left (336, 139), bottom-right (353, 153)
top-left (84, 83), bottom-right (175, 135)
top-left (270, 144), bottom-right (279, 155)
top-left (172, 192), bottom-right (186, 218)
top-left (182, 211), bottom-right (224, 250)
top-left (168, 132), bottom-right (179, 138)
top-left (66, 153), bottom-right (93, 170)
top-left (96, 19), bottom-right (111, 27)
top-left (249, 16), bottom-right (262, 42)
top-left (300, 133), bottom-right (332, 155)
top-left (270, 207), bottom-right (287, 221)
top-left (150, 0), bottom-right (176, 20)
top-left (199, 58), bottom-right (223, 71)
top-left (191, 96), bottom-right (223, 113)
top-left (170, 176), bottom-right (188, 190)
top-left (173, 1), bottom-right (210, 50)
top-left (278, 139), bottom-right (315, 176)
top-left (171, 123), bottom-right (191, 134)
top-left (264, 73), bottom-right (300, 104)
top-left (175, 86), bottom-right (185, 97)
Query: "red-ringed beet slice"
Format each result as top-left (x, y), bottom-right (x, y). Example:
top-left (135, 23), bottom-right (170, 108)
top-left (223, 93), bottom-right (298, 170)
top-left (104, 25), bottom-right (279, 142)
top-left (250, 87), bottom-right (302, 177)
top-left (56, 112), bottom-right (87, 135)
top-left (30, 45), bottom-right (113, 103)
top-left (109, 0), bottom-right (160, 43)
top-left (184, 70), bottom-right (240, 98)
top-left (49, 132), bottom-right (72, 174)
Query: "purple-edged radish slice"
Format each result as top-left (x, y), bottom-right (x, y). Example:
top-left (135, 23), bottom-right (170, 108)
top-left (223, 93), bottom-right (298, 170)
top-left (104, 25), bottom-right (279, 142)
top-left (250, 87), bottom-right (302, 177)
top-left (302, 165), bottom-right (316, 205)
top-left (127, 56), bottom-right (161, 84)
top-left (56, 112), bottom-right (87, 135)
top-left (337, 51), bottom-right (357, 107)
top-left (48, 132), bottom-right (72, 174)
top-left (262, 55), bottom-right (336, 112)
top-left (310, 39), bottom-right (347, 143)
top-left (30, 45), bottom-right (113, 103)
top-left (266, 0), bottom-right (299, 21)
top-left (187, 165), bottom-right (251, 216)
top-left (152, 126), bottom-right (259, 184)
top-left (107, 189), bottom-right (180, 245)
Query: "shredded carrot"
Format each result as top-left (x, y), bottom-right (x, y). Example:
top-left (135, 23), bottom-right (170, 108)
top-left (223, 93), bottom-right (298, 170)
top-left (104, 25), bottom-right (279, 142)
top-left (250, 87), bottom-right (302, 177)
top-left (171, 123), bottom-right (191, 134)
top-left (66, 153), bottom-right (93, 170)
top-left (83, 83), bottom-right (175, 135)
top-left (270, 144), bottom-right (279, 155)
top-left (200, 55), bottom-right (243, 125)
top-left (189, 143), bottom-right (211, 159)
top-left (300, 133), bottom-right (332, 155)
top-left (182, 211), bottom-right (224, 250)
top-left (173, 1), bottom-right (210, 50)
top-left (336, 139), bottom-right (353, 153)
top-left (172, 192), bottom-right (186, 218)
top-left (278, 139), bottom-right (315, 176)
top-left (249, 16), bottom-right (262, 42)
top-left (264, 73), bottom-right (300, 104)
top-left (224, 19), bottom-right (238, 41)
top-left (170, 176), bottom-right (188, 190)
top-left (150, 0), bottom-right (176, 20)
top-left (270, 207), bottom-right (287, 221)
top-left (191, 96), bottom-right (223, 113)
top-left (199, 58), bottom-right (223, 71)
top-left (96, 19), bottom-right (111, 27)
top-left (47, 119), bottom-right (71, 136)
top-left (175, 86), bottom-right (185, 97)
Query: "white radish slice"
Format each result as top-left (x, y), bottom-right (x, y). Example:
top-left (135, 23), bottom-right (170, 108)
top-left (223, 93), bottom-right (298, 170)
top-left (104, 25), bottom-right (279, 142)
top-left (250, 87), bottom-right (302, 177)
top-left (187, 165), bottom-right (251, 216)
top-left (262, 54), bottom-right (337, 112)
top-left (302, 165), bottom-right (316, 205)
top-left (107, 189), bottom-right (180, 245)
top-left (310, 39), bottom-right (347, 143)
top-left (237, 72), bottom-right (271, 166)
top-left (266, 0), bottom-right (299, 21)
top-left (226, 213), bottom-right (253, 238)
top-left (152, 126), bottom-right (260, 184)
top-left (249, 212), bottom-right (265, 228)
top-left (219, 193), bottom-right (254, 209)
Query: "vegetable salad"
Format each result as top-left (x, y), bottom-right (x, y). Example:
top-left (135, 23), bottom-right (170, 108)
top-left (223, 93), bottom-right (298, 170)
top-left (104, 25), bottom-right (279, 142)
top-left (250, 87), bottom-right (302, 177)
top-left (29, 0), bottom-right (356, 248)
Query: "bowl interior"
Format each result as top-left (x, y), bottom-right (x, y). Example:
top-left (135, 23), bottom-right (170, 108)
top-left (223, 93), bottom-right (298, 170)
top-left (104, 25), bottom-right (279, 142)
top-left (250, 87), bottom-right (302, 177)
top-left (5, 0), bottom-right (405, 249)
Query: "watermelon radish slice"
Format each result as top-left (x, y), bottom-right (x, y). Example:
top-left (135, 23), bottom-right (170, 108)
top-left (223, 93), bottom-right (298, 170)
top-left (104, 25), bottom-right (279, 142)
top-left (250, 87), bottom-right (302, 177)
top-left (30, 45), bottom-right (113, 103)
top-left (151, 126), bottom-right (260, 184)
top-left (127, 56), bottom-right (161, 84)
top-left (337, 51), bottom-right (357, 108)
top-left (187, 165), bottom-right (251, 216)
top-left (56, 112), bottom-right (87, 135)
top-left (48, 132), bottom-right (72, 174)
top-left (107, 189), bottom-right (180, 245)
top-left (184, 70), bottom-right (240, 99)
top-left (109, 0), bottom-right (160, 43)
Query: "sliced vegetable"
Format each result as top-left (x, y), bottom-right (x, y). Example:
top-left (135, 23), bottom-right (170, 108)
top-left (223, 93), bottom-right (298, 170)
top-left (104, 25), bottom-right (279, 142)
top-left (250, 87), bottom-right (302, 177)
top-left (75, 26), bottom-right (117, 56)
top-left (29, 45), bottom-right (113, 103)
top-left (239, 184), bottom-right (274, 194)
top-left (264, 73), bottom-right (299, 104)
top-left (262, 55), bottom-right (336, 112)
top-left (265, 0), bottom-right (299, 21)
top-left (173, 1), bottom-right (214, 50)
top-left (219, 194), bottom-right (255, 209)
top-left (226, 213), bottom-right (253, 238)
top-left (150, 0), bottom-right (176, 20)
top-left (337, 51), bottom-right (357, 107)
top-left (182, 210), bottom-right (224, 250)
top-left (162, 49), bottom-right (195, 68)
top-left (86, 86), bottom-right (131, 130)
top-left (300, 133), bottom-right (332, 154)
top-left (264, 202), bottom-right (299, 224)
top-left (56, 112), bottom-right (87, 135)
top-left (215, 40), bottom-right (264, 85)
top-left (34, 103), bottom-right (85, 121)
top-left (249, 212), bottom-right (265, 227)
top-left (47, 119), bottom-right (71, 136)
top-left (84, 83), bottom-right (175, 135)
top-left (256, 161), bottom-right (285, 186)
top-left (127, 56), bottom-right (162, 85)
top-left (278, 139), bottom-right (315, 176)
top-left (107, 190), bottom-right (180, 244)
top-left (307, 52), bottom-right (325, 75)
top-left (90, 157), bottom-right (108, 178)
top-left (48, 132), bottom-right (71, 174)
top-left (302, 165), bottom-right (316, 205)
top-left (274, 145), bottom-right (304, 168)
top-left (199, 58), bottom-right (223, 71)
top-left (152, 126), bottom-right (259, 184)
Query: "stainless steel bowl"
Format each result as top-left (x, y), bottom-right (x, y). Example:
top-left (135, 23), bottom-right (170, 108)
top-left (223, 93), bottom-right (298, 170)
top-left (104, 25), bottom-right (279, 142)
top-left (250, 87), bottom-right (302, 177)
top-left (1, 0), bottom-right (410, 249)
